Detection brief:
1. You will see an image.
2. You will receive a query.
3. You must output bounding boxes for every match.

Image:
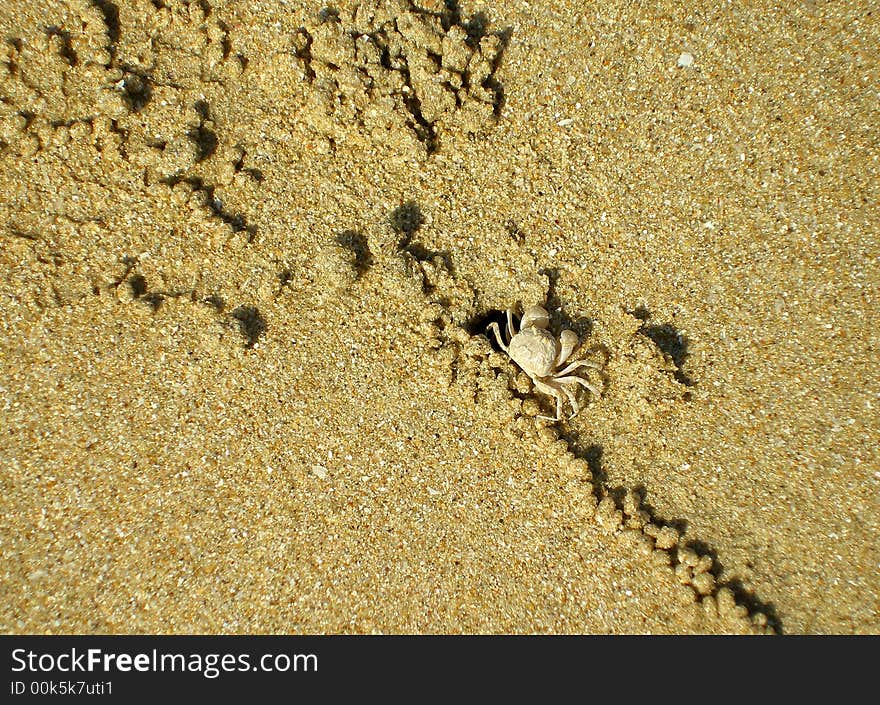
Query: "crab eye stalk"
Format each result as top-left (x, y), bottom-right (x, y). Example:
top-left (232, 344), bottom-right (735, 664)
top-left (520, 305), bottom-right (550, 330)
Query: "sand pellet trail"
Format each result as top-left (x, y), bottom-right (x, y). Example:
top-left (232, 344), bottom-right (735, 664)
top-left (1, 0), bottom-right (877, 633)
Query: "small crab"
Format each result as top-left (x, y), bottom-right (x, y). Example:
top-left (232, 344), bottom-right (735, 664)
top-left (487, 304), bottom-right (602, 421)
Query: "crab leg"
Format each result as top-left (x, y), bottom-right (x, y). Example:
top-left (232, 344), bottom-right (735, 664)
top-left (486, 322), bottom-right (509, 353)
top-left (505, 307), bottom-right (517, 344)
top-left (556, 358), bottom-right (602, 377)
top-left (556, 374), bottom-right (602, 398)
top-left (555, 379), bottom-right (581, 419)
top-left (533, 378), bottom-right (565, 422)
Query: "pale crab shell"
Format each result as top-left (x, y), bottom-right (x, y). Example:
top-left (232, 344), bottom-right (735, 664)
top-left (508, 327), bottom-right (560, 378)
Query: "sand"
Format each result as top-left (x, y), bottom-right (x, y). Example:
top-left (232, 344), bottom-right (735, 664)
top-left (0, 0), bottom-right (877, 634)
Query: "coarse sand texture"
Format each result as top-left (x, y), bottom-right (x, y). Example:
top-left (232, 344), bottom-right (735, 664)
top-left (1, 0), bottom-right (877, 634)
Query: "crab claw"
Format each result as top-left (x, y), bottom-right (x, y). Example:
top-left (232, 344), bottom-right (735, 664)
top-left (557, 329), bottom-right (579, 366)
top-left (520, 305), bottom-right (550, 330)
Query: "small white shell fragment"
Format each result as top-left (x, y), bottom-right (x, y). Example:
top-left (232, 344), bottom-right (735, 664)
top-left (677, 52), bottom-right (695, 68)
top-left (311, 465), bottom-right (328, 480)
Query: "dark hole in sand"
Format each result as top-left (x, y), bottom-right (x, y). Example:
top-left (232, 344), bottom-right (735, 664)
top-left (465, 309), bottom-right (514, 353)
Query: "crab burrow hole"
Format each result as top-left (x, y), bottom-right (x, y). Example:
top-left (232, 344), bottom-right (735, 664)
top-left (466, 309), bottom-right (512, 353)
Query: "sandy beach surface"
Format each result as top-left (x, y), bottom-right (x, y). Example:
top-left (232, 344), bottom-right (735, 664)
top-left (1, 0), bottom-right (877, 634)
